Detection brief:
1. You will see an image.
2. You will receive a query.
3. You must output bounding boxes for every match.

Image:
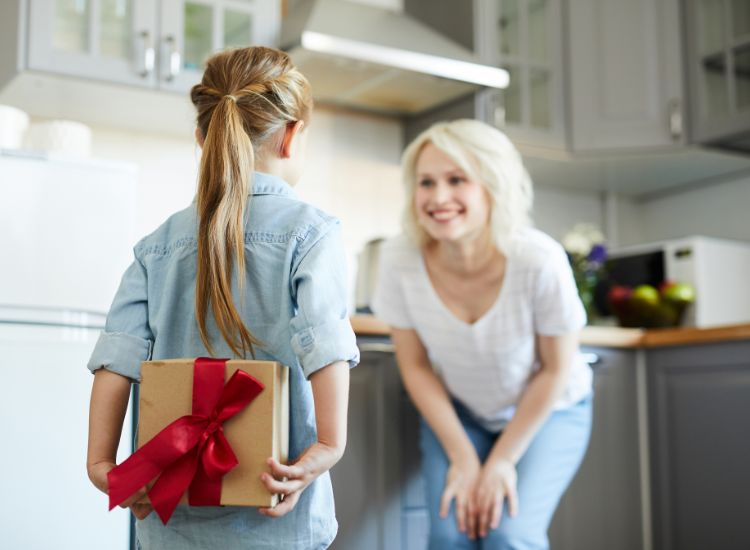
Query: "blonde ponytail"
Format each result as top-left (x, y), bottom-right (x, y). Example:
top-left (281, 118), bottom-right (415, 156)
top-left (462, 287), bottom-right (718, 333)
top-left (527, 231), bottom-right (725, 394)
top-left (190, 47), bottom-right (312, 357)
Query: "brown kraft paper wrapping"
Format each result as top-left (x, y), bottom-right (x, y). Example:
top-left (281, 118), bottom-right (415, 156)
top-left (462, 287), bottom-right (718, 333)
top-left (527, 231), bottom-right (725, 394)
top-left (137, 358), bottom-right (289, 507)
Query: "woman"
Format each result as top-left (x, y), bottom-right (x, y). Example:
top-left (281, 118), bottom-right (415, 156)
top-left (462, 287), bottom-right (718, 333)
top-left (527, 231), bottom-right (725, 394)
top-left (372, 119), bottom-right (592, 549)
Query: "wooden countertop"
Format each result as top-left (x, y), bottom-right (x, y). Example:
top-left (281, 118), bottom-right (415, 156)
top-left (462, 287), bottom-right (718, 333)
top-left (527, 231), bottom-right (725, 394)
top-left (351, 314), bottom-right (750, 349)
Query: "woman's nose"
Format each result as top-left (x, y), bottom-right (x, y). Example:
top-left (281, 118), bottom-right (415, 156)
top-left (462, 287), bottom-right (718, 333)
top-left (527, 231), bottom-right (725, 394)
top-left (431, 181), bottom-right (452, 203)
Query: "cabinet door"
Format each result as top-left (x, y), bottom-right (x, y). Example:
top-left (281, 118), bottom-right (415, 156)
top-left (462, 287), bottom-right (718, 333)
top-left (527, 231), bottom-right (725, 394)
top-left (329, 347), bottom-right (404, 550)
top-left (476, 0), bottom-right (567, 150)
top-left (685, 0), bottom-right (750, 144)
top-left (648, 341), bottom-right (750, 550)
top-left (567, 0), bottom-right (685, 151)
top-left (158, 0), bottom-right (279, 93)
top-left (27, 0), bottom-right (158, 87)
top-left (548, 348), bottom-right (645, 550)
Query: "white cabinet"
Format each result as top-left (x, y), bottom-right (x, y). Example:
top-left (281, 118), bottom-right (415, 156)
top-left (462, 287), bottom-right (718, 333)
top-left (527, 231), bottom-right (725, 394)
top-left (28, 0), bottom-right (158, 87)
top-left (158, 0), bottom-right (279, 92)
top-left (21, 0), bottom-right (279, 93)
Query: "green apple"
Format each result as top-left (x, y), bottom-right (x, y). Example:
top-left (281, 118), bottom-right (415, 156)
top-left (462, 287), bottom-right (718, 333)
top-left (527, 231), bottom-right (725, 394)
top-left (631, 284), bottom-right (660, 307)
top-left (662, 282), bottom-right (696, 306)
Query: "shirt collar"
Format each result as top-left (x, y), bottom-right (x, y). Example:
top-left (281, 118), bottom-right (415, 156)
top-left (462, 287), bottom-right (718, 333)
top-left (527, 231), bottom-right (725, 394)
top-left (251, 171), bottom-right (297, 198)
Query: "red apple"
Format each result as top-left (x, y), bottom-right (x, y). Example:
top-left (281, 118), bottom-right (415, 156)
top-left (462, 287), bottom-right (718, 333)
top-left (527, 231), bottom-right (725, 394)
top-left (608, 285), bottom-right (632, 305)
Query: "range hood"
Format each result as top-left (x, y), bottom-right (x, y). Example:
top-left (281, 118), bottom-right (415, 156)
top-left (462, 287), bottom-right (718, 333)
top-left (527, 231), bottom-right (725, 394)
top-left (281, 0), bottom-right (509, 116)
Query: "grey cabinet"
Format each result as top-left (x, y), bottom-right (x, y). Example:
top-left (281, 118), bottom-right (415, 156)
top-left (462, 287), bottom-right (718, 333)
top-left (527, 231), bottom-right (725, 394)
top-left (330, 343), bottom-right (430, 550)
top-left (403, 0), bottom-right (750, 197)
top-left (684, 0), bottom-right (750, 148)
top-left (472, 0), bottom-right (685, 153)
top-left (566, 0), bottom-right (685, 151)
top-left (647, 340), bottom-right (750, 550)
top-left (11, 0), bottom-right (279, 93)
top-left (329, 345), bottom-right (406, 550)
top-left (476, 0), bottom-right (567, 150)
top-left (548, 348), bottom-right (646, 550)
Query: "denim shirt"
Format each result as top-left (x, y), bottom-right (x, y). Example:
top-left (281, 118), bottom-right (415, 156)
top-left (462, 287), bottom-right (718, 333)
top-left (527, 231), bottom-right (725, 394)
top-left (88, 172), bottom-right (360, 550)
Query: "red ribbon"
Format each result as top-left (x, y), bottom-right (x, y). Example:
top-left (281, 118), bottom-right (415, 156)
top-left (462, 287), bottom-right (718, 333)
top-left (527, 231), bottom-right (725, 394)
top-left (107, 357), bottom-right (264, 524)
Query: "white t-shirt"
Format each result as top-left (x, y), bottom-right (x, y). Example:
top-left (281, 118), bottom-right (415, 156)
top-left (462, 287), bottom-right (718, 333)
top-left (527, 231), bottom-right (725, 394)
top-left (371, 228), bottom-right (592, 431)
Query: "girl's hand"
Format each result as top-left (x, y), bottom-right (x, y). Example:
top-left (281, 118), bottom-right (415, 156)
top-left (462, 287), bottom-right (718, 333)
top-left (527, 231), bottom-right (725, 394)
top-left (258, 442), bottom-right (343, 518)
top-left (441, 456), bottom-right (482, 539)
top-left (87, 460), bottom-right (153, 520)
top-left (474, 457), bottom-right (519, 538)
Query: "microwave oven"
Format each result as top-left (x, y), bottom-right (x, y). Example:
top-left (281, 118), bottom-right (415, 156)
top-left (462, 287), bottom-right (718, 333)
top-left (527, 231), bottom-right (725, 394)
top-left (598, 236), bottom-right (750, 327)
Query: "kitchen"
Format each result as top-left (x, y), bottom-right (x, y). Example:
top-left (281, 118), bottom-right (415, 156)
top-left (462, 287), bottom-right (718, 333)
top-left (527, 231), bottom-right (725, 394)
top-left (1, 0), bottom-right (749, 549)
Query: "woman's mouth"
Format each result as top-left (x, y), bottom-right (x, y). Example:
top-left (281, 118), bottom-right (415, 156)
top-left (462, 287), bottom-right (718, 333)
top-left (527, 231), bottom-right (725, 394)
top-left (429, 209), bottom-right (462, 222)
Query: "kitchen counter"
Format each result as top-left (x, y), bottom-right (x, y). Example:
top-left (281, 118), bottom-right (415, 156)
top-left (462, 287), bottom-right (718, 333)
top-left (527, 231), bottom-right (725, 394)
top-left (350, 314), bottom-right (750, 348)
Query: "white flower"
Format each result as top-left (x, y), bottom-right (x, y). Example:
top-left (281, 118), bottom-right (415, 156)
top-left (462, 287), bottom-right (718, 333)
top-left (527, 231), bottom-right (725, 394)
top-left (563, 223), bottom-right (605, 256)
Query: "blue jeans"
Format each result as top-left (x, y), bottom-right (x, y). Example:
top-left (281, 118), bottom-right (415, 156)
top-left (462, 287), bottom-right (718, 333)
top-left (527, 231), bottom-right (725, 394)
top-left (419, 395), bottom-right (593, 550)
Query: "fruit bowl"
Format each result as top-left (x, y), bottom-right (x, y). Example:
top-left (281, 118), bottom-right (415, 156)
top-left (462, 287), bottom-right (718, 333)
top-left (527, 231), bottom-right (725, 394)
top-left (608, 282), bottom-right (695, 328)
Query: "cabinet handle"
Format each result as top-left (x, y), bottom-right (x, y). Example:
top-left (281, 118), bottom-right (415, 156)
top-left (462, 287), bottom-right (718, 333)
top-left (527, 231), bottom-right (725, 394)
top-left (162, 35), bottom-right (181, 82)
top-left (668, 98), bottom-right (683, 141)
top-left (136, 30), bottom-right (155, 78)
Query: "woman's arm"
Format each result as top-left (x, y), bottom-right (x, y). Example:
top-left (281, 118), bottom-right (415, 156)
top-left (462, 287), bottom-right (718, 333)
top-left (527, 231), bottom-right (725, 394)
top-left (87, 369), bottom-right (153, 519)
top-left (475, 331), bottom-right (579, 536)
top-left (392, 327), bottom-right (482, 539)
top-left (259, 360), bottom-right (349, 517)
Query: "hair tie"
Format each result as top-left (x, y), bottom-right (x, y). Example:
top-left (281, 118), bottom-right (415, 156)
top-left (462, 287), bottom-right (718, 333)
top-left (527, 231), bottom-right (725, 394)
top-left (224, 94), bottom-right (238, 103)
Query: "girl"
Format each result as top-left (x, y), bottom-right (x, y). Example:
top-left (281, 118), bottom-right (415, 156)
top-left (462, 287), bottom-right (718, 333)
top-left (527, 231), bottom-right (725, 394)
top-left (86, 47), bottom-right (359, 550)
top-left (372, 119), bottom-right (592, 549)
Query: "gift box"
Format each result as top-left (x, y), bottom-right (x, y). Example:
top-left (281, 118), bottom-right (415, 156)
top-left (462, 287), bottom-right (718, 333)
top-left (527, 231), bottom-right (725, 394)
top-left (108, 357), bottom-right (288, 523)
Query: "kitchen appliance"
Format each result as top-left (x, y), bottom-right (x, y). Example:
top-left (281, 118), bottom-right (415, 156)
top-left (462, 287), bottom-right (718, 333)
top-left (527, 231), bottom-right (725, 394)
top-left (281, 0), bottom-right (509, 115)
top-left (0, 150), bottom-right (137, 549)
top-left (354, 237), bottom-right (384, 313)
top-left (600, 236), bottom-right (750, 327)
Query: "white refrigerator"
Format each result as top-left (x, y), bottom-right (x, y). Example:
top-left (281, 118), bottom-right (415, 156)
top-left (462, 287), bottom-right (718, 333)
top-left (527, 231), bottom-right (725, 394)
top-left (0, 150), bottom-right (137, 549)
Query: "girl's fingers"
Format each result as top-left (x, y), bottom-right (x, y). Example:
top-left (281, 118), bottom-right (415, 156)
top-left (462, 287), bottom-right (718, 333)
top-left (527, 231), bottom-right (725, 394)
top-left (260, 472), bottom-right (305, 496)
top-left (130, 502), bottom-right (153, 520)
top-left (267, 458), bottom-right (306, 480)
top-left (258, 490), bottom-right (301, 518)
top-left (119, 486), bottom-right (148, 509)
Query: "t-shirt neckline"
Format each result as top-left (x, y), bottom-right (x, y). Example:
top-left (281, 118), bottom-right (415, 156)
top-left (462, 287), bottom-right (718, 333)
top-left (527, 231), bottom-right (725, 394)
top-left (416, 249), bottom-right (510, 330)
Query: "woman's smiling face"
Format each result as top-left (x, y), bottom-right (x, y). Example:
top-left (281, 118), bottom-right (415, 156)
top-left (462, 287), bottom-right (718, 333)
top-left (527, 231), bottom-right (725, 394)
top-left (414, 142), bottom-right (492, 245)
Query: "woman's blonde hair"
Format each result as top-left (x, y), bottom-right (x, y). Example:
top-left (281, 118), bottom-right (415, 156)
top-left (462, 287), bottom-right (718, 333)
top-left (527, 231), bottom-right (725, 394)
top-left (401, 119), bottom-right (533, 253)
top-left (190, 46), bottom-right (312, 357)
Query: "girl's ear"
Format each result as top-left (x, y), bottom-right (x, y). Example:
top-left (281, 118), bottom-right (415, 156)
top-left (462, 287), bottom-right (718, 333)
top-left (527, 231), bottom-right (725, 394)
top-left (280, 120), bottom-right (306, 159)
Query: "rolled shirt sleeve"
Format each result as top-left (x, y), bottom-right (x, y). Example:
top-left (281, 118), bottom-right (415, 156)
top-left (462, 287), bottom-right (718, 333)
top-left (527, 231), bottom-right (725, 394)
top-left (87, 253), bottom-right (153, 381)
top-left (289, 221), bottom-right (360, 379)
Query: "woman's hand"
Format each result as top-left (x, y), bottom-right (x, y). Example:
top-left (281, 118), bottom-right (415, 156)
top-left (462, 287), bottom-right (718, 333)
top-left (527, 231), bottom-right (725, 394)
top-left (474, 457), bottom-right (518, 538)
top-left (87, 460), bottom-right (153, 520)
top-left (258, 441), bottom-right (343, 518)
top-left (441, 455), bottom-right (482, 539)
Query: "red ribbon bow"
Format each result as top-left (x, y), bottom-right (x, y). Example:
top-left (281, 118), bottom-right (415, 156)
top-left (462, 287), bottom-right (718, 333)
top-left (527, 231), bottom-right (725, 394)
top-left (107, 357), bottom-right (264, 524)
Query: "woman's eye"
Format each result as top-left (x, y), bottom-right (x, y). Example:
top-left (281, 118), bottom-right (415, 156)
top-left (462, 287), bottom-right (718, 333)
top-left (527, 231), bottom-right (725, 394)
top-left (449, 176), bottom-right (465, 185)
top-left (418, 179), bottom-right (434, 187)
